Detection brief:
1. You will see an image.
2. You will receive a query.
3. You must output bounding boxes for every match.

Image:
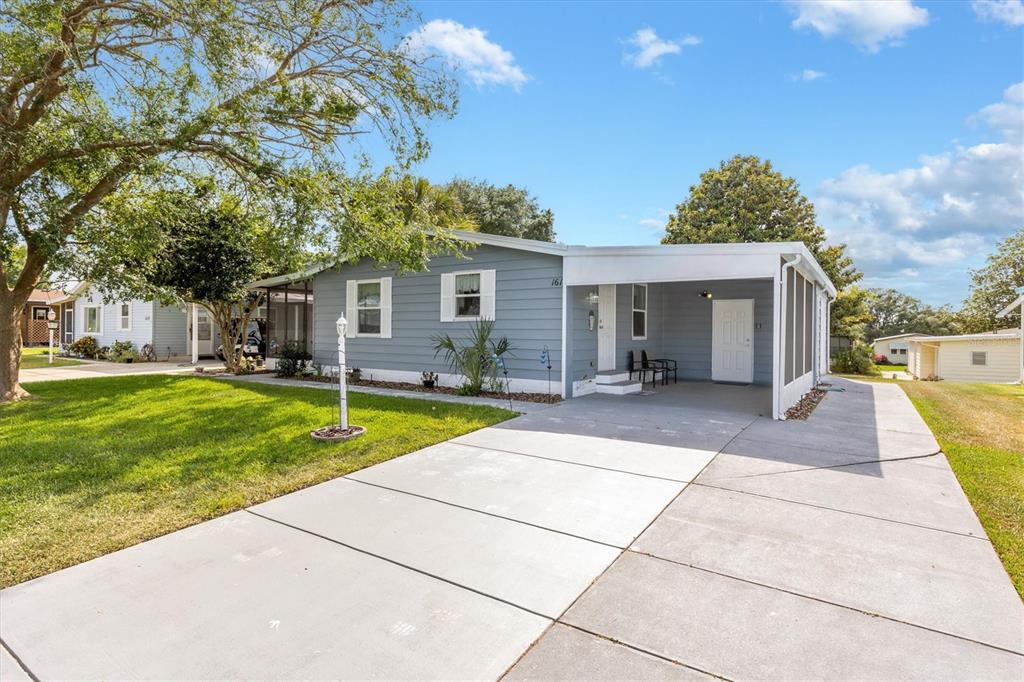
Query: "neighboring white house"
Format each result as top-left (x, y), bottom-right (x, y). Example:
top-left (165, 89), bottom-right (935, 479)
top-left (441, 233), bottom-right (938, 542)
top-left (872, 333), bottom-right (920, 364)
top-left (907, 330), bottom-right (1022, 383)
top-left (51, 282), bottom-right (217, 360)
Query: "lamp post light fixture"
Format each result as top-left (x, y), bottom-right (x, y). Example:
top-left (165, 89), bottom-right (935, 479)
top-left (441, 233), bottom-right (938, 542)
top-left (336, 314), bottom-right (348, 430)
top-left (309, 313), bottom-right (365, 441)
top-left (46, 309), bottom-right (58, 364)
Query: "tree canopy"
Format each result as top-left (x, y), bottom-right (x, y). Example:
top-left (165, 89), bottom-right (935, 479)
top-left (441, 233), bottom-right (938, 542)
top-left (959, 228), bottom-right (1023, 332)
top-left (445, 179), bottom-right (556, 242)
top-left (0, 0), bottom-right (458, 400)
top-left (662, 155), bottom-right (861, 292)
top-left (864, 289), bottom-right (961, 341)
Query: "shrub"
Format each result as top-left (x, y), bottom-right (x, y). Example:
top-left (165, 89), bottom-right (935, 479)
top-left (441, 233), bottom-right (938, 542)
top-left (873, 354), bottom-right (889, 364)
top-left (235, 355), bottom-right (258, 375)
top-left (832, 343), bottom-right (877, 376)
top-left (107, 340), bottom-right (139, 363)
top-left (68, 336), bottom-right (100, 358)
top-left (431, 319), bottom-right (512, 396)
top-left (275, 341), bottom-right (311, 378)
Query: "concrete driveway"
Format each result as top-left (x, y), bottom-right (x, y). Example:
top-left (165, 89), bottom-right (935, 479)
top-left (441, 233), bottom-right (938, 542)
top-left (2, 380), bottom-right (1022, 679)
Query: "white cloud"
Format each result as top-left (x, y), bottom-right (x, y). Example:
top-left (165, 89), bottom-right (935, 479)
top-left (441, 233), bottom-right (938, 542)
top-left (816, 83), bottom-right (1024, 304)
top-left (972, 0), bottom-right (1024, 26)
top-left (792, 68), bottom-right (826, 82)
top-left (786, 1), bottom-right (929, 52)
top-left (405, 19), bottom-right (529, 89)
top-left (623, 28), bottom-right (700, 69)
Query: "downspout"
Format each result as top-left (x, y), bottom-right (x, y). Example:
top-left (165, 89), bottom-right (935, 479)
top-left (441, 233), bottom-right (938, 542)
top-left (776, 255), bottom-right (802, 419)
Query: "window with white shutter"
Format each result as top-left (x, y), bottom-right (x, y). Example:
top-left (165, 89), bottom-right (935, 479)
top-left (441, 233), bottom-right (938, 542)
top-left (347, 277), bottom-right (391, 338)
top-left (441, 269), bottom-right (495, 321)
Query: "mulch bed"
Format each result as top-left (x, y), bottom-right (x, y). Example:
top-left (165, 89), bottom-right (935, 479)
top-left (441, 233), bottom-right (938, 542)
top-left (310, 425), bottom-right (366, 442)
top-left (195, 367), bottom-right (272, 376)
top-left (285, 374), bottom-right (562, 404)
top-left (785, 387), bottom-right (827, 420)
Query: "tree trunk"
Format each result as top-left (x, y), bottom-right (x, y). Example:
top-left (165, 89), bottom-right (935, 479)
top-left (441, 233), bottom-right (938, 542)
top-left (0, 292), bottom-right (28, 403)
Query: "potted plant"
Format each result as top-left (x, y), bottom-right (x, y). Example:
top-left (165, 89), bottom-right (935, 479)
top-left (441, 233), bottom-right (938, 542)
top-left (421, 370), bottom-right (437, 388)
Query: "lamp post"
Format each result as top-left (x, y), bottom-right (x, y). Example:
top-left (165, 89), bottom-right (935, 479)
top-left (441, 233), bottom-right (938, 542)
top-left (47, 310), bottom-right (57, 364)
top-left (336, 314), bottom-right (348, 430)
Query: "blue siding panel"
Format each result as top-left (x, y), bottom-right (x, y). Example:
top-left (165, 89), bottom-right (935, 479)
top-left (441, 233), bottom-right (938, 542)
top-left (312, 245), bottom-right (563, 383)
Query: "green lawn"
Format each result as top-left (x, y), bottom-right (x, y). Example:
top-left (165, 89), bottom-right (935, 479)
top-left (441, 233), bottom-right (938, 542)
top-left (897, 381), bottom-right (1024, 598)
top-left (0, 375), bottom-right (513, 587)
top-left (876, 363), bottom-right (908, 373)
top-left (20, 345), bottom-right (85, 369)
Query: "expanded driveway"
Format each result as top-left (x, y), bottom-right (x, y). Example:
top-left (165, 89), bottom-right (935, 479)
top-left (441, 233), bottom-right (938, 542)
top-left (2, 380), bottom-right (1022, 679)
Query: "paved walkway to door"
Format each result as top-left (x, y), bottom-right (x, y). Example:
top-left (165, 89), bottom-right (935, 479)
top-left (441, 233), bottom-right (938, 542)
top-left (2, 379), bottom-right (1021, 680)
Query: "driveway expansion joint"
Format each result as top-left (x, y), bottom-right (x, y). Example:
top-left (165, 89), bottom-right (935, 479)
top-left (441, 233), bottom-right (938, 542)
top-left (341, 475), bottom-right (627, 550)
top-left (1, 638), bottom-right (39, 682)
top-left (453, 440), bottom-right (691, 483)
top-left (243, 508), bottom-right (559, 620)
top-left (707, 451), bottom-right (944, 480)
top-left (624, 549), bottom-right (1024, 658)
top-left (690, 481), bottom-right (990, 541)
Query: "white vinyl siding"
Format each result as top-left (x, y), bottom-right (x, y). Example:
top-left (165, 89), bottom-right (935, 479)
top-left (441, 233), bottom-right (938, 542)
top-left (441, 269), bottom-right (496, 322)
top-left (73, 286), bottom-right (154, 348)
top-left (936, 339), bottom-right (1020, 383)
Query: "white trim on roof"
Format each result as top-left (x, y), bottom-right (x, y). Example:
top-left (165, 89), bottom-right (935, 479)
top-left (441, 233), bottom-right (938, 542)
top-left (872, 333), bottom-right (923, 343)
top-left (250, 231), bottom-right (837, 297)
top-left (997, 294), bottom-right (1024, 318)
top-left (911, 332), bottom-right (1021, 342)
top-left (47, 280), bottom-right (91, 305)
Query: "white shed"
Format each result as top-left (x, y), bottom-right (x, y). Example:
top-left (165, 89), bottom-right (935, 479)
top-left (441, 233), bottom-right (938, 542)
top-left (907, 330), bottom-right (1022, 383)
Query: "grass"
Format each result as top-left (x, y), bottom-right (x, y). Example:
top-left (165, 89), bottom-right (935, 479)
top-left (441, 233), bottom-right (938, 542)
top-left (20, 345), bottom-right (85, 369)
top-left (896, 381), bottom-right (1024, 598)
top-left (876, 363), bottom-right (907, 373)
top-left (0, 375), bottom-right (513, 587)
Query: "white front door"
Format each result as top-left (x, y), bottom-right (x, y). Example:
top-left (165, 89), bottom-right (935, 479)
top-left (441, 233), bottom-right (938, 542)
top-left (191, 307), bottom-right (214, 356)
top-left (712, 299), bottom-right (754, 383)
top-left (597, 284), bottom-right (617, 371)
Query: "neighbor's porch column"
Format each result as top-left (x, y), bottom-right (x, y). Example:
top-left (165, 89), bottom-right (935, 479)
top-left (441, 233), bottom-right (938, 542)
top-left (191, 303), bottom-right (199, 364)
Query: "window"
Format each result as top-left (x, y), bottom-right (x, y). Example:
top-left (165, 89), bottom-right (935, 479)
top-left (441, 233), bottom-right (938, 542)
top-left (31, 307), bottom-right (49, 320)
top-left (356, 280), bottom-right (382, 335)
top-left (632, 284), bottom-right (647, 339)
top-left (971, 351), bottom-right (987, 366)
top-left (84, 305), bottom-right (101, 334)
top-left (455, 273), bottom-right (481, 318)
top-left (118, 303), bottom-right (131, 331)
top-left (440, 270), bottom-right (494, 322)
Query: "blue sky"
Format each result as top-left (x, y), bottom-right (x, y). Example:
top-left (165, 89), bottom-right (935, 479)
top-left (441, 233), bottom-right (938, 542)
top-left (387, 1), bottom-right (1023, 307)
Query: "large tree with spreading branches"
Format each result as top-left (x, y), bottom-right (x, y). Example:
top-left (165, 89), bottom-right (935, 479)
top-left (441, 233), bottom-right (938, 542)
top-left (662, 155), bottom-right (862, 301)
top-left (0, 0), bottom-right (459, 401)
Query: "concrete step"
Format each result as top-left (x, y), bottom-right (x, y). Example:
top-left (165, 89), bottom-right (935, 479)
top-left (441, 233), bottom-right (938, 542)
top-left (594, 380), bottom-right (643, 395)
top-left (595, 371), bottom-right (632, 385)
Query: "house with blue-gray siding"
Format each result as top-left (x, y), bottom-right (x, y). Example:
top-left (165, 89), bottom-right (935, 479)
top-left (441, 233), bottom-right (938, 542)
top-left (254, 230), bottom-right (836, 420)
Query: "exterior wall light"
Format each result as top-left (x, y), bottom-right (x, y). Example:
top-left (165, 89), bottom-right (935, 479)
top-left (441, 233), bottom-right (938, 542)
top-left (699, 290), bottom-right (713, 299)
top-left (588, 310), bottom-right (596, 331)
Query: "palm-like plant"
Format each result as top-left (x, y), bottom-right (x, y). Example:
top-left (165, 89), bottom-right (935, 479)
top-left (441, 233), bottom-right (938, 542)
top-left (431, 319), bottom-right (512, 395)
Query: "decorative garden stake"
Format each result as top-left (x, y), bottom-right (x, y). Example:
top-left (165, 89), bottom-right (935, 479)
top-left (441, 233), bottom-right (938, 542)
top-left (496, 355), bottom-right (513, 411)
top-left (310, 313), bottom-right (365, 442)
top-left (540, 346), bottom-right (551, 398)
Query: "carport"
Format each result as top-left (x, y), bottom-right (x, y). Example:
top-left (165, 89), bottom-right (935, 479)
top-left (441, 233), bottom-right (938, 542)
top-left (560, 242), bottom-right (836, 419)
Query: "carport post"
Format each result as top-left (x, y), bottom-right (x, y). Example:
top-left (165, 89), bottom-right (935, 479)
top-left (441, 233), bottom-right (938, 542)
top-left (191, 303), bottom-right (199, 365)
